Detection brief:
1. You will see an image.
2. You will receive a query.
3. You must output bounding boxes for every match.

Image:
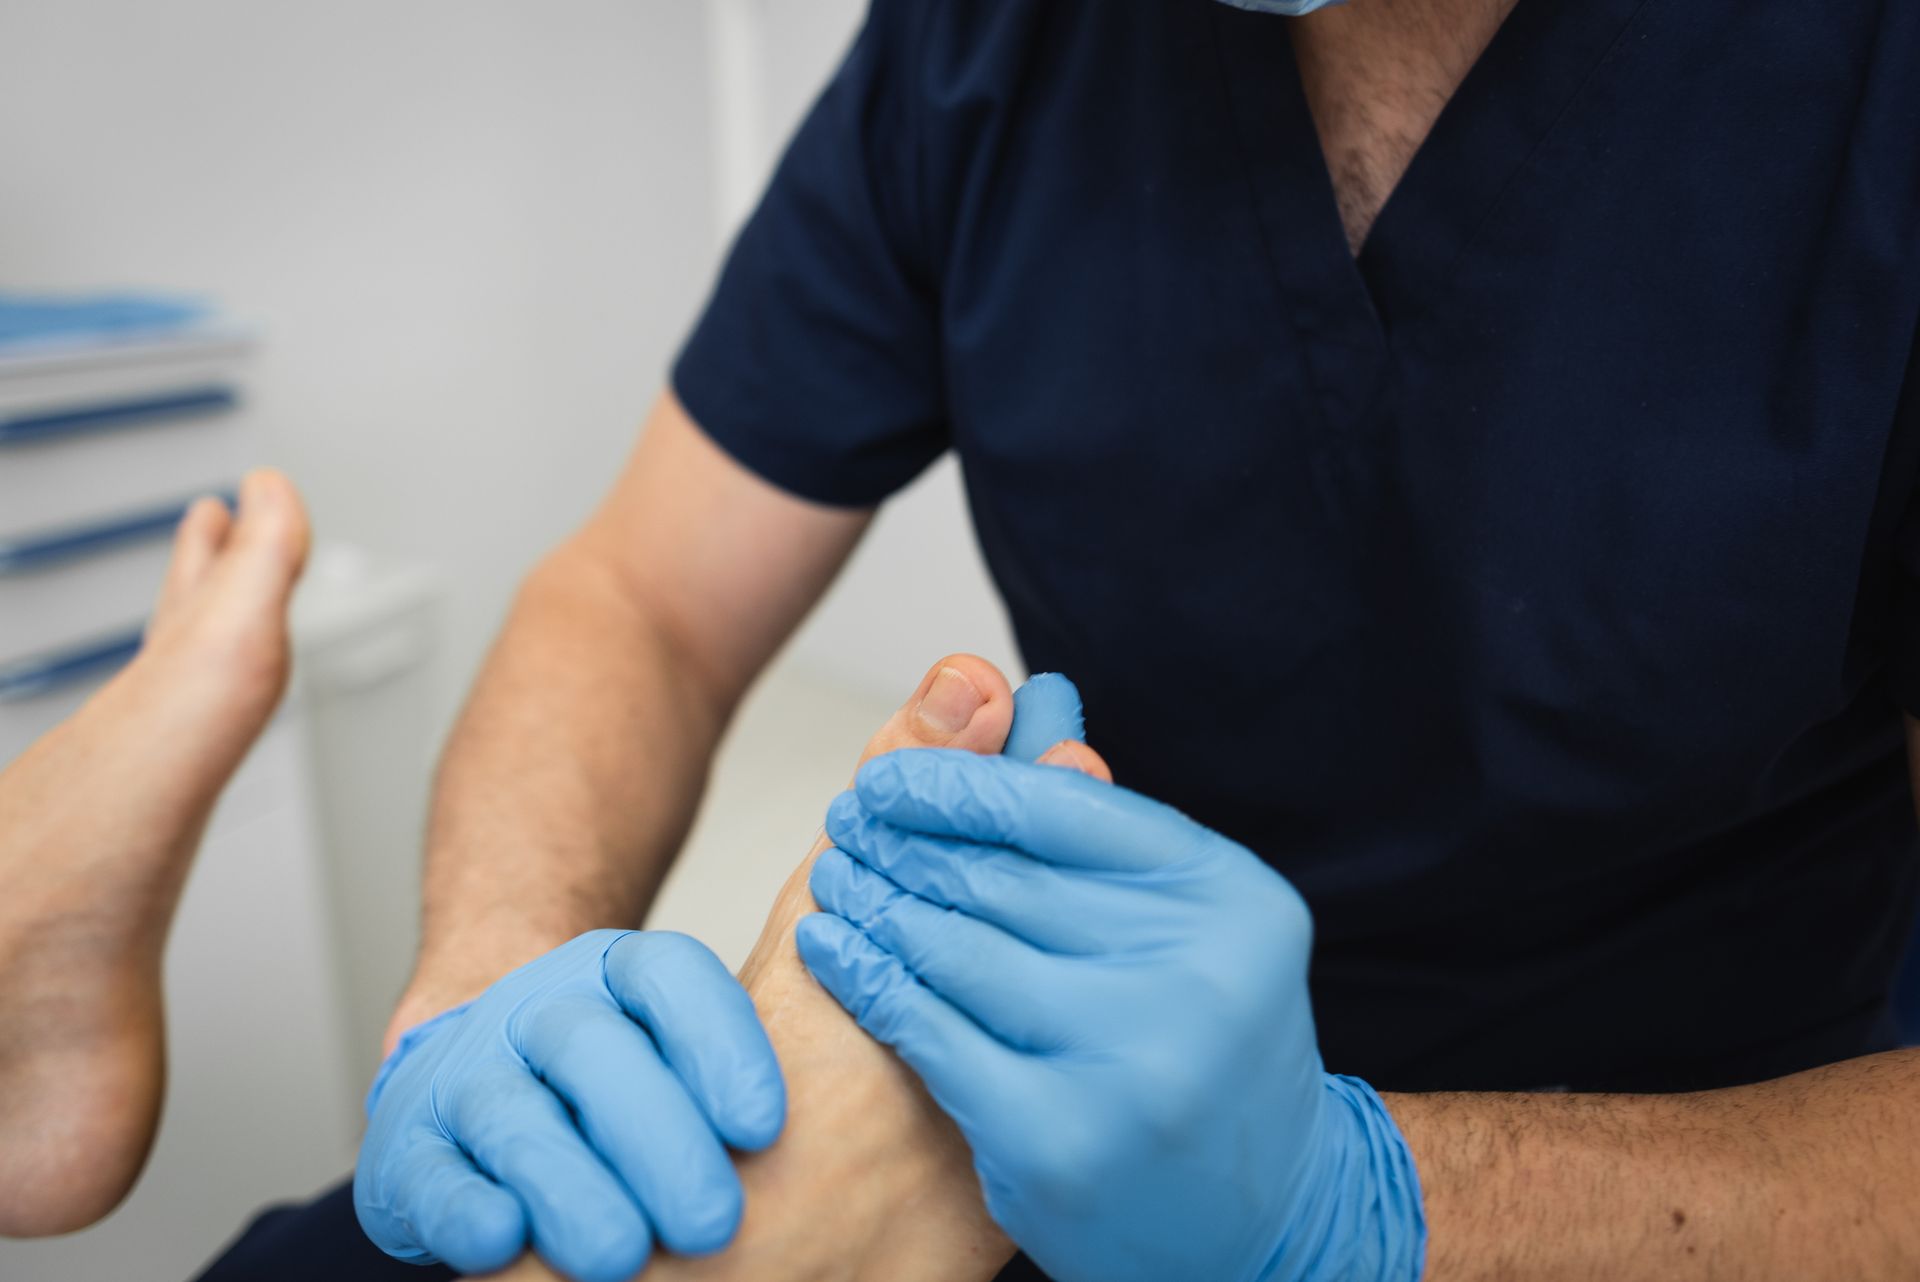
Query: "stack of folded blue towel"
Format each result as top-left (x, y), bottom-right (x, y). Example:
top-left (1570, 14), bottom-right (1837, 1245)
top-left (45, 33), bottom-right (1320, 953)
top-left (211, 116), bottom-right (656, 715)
top-left (0, 291), bottom-right (254, 738)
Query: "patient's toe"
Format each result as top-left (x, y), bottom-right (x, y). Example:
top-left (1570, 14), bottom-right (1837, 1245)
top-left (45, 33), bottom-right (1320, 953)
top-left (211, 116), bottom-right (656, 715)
top-left (1037, 738), bottom-right (1114, 783)
top-left (854, 654), bottom-right (1017, 771)
top-left (152, 497), bottom-right (233, 621)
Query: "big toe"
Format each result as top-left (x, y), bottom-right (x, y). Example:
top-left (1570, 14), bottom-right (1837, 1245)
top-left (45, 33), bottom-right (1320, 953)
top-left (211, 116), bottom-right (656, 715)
top-left (136, 468), bottom-right (309, 706)
top-left (747, 657), bottom-right (1018, 981)
top-left (853, 654), bottom-right (1016, 772)
top-left (216, 468), bottom-right (310, 605)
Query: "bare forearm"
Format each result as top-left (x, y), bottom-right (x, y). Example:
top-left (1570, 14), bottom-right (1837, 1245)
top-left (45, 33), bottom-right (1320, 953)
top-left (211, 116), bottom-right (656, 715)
top-left (391, 540), bottom-right (729, 1043)
top-left (1393, 1048), bottom-right (1920, 1281)
top-left (385, 390), bottom-right (874, 1049)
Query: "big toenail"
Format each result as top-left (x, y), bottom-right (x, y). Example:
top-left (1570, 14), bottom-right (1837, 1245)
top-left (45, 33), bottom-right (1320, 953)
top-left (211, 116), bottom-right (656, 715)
top-left (916, 666), bottom-right (983, 735)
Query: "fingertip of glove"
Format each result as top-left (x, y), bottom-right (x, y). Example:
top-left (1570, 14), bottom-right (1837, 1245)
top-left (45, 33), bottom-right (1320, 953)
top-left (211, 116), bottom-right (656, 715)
top-left (853, 752), bottom-right (907, 807)
top-left (793, 911), bottom-right (840, 965)
top-left (658, 1178), bottom-right (746, 1255)
top-left (562, 1238), bottom-right (656, 1282)
top-left (719, 1067), bottom-right (787, 1153)
top-left (824, 789), bottom-right (864, 843)
top-left (807, 844), bottom-right (853, 901)
top-left (429, 1187), bottom-right (527, 1276)
top-left (796, 913), bottom-right (871, 993)
top-left (1006, 672), bottom-right (1086, 762)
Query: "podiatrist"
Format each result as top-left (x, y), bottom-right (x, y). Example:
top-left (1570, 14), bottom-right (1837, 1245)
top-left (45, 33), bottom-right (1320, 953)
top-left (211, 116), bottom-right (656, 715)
top-left (317, 1), bottom-right (1920, 1280)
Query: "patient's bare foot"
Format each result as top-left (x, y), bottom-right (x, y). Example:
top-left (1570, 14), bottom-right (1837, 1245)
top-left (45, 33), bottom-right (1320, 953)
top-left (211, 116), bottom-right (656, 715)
top-left (714, 658), bottom-right (1018, 1281)
top-left (0, 470), bottom-right (309, 1236)
top-left (494, 657), bottom-right (1109, 1282)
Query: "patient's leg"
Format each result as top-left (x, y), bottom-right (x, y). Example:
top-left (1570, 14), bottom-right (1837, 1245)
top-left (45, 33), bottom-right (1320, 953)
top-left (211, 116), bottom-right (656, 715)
top-left (0, 471), bottom-right (309, 1236)
top-left (492, 656), bottom-right (1109, 1282)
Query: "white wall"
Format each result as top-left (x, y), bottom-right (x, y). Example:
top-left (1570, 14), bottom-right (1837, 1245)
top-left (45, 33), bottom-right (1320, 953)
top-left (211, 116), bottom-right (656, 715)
top-left (0, 0), bottom-right (719, 728)
top-left (1, 0), bottom-right (1018, 710)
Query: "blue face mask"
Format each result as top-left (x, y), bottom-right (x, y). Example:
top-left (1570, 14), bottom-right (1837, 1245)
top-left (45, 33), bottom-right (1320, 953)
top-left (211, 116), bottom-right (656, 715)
top-left (1213, 0), bottom-right (1350, 14)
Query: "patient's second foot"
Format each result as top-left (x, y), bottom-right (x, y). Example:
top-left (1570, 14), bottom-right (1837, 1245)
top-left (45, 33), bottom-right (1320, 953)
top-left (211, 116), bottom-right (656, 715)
top-left (0, 469), bottom-right (309, 1236)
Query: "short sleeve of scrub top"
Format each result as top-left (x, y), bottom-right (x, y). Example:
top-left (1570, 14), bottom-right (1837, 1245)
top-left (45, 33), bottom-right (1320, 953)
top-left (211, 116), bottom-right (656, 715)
top-left (673, 1), bottom-right (946, 508)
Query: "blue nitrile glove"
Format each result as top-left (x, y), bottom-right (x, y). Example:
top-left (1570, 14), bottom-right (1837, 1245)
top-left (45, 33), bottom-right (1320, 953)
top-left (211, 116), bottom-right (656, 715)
top-left (797, 750), bottom-right (1426, 1282)
top-left (1003, 671), bottom-right (1086, 764)
top-left (354, 929), bottom-right (785, 1282)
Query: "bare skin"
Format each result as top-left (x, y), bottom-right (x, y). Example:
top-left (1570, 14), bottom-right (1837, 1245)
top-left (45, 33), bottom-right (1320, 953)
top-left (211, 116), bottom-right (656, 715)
top-left (388, 394), bottom-right (872, 1051)
top-left (0, 470), bottom-right (309, 1236)
top-left (1389, 1045), bottom-right (1920, 1280)
top-left (488, 656), bottom-right (1111, 1282)
top-left (1290, 0), bottom-right (1520, 252)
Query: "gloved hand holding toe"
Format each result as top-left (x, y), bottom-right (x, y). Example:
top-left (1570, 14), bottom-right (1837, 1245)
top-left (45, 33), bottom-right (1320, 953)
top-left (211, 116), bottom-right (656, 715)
top-left (800, 749), bottom-right (1426, 1282)
top-left (354, 928), bottom-right (784, 1282)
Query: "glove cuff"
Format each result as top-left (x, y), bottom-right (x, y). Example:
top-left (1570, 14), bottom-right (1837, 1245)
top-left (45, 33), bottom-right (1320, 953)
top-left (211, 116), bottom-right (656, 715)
top-left (1322, 1074), bottom-right (1428, 1282)
top-left (1256, 1073), bottom-right (1427, 1282)
top-left (363, 1000), bottom-right (473, 1119)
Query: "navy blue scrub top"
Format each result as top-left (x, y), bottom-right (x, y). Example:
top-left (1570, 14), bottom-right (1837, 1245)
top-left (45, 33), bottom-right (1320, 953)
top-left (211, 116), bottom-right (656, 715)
top-left (676, 0), bottom-right (1920, 1098)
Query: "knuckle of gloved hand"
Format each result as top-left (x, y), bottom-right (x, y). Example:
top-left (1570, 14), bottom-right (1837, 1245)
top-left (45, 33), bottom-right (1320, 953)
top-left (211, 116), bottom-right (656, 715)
top-left (643, 928), bottom-right (708, 968)
top-left (1248, 916), bottom-right (1312, 988)
top-left (1169, 950), bottom-right (1245, 1017)
top-left (977, 1171), bottom-right (1026, 1232)
top-left (567, 1219), bottom-right (651, 1282)
top-left (441, 1220), bottom-right (525, 1277)
top-left (665, 1177), bottom-right (744, 1253)
top-left (857, 875), bottom-right (910, 930)
top-left (509, 1142), bottom-right (610, 1219)
top-left (1259, 871), bottom-right (1314, 943)
top-left (979, 767), bottom-right (1028, 836)
top-left (615, 928), bottom-right (700, 979)
top-left (1207, 881), bottom-right (1312, 982)
top-left (887, 900), bottom-right (952, 971)
top-left (446, 1067), bottom-right (537, 1150)
top-left (534, 929), bottom-right (618, 978)
top-left (979, 1166), bottom-right (1059, 1245)
top-left (1169, 827), bottom-right (1220, 872)
top-left (572, 925), bottom-right (632, 950)
top-left (522, 997), bottom-right (614, 1062)
top-left (927, 901), bottom-right (974, 959)
top-left (1128, 1045), bottom-right (1211, 1144)
top-left (1007, 1110), bottom-right (1107, 1211)
top-left (904, 855), bottom-right (959, 909)
top-left (891, 928), bottom-right (951, 984)
top-left (950, 855), bottom-right (1004, 909)
top-left (857, 972), bottom-right (919, 1041)
top-left (374, 1056), bottom-right (435, 1114)
top-left (833, 801), bottom-right (889, 864)
top-left (616, 931), bottom-right (725, 1012)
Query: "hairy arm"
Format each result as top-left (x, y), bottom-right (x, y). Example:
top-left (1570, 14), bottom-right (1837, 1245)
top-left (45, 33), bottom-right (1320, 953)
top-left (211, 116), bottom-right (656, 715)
top-left (1394, 715), bottom-right (1920, 1280)
top-left (1395, 1049), bottom-right (1920, 1280)
top-left (387, 391), bottom-right (870, 1045)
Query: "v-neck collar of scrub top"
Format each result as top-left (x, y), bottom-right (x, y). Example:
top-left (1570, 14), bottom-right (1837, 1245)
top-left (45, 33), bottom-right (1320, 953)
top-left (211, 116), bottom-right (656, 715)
top-left (1208, 0), bottom-right (1659, 431)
